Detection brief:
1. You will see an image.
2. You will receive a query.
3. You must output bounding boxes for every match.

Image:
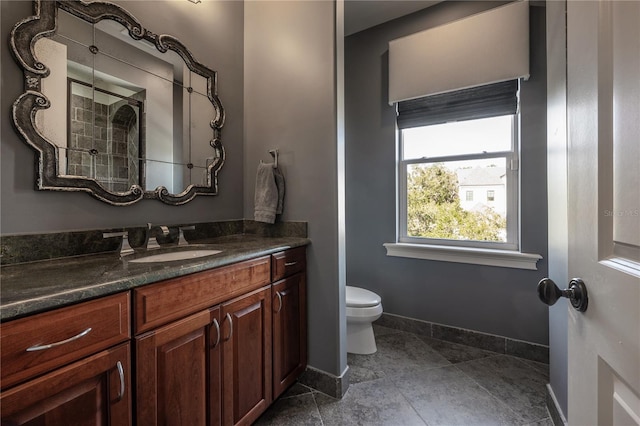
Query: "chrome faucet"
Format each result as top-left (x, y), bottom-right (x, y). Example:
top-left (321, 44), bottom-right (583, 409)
top-left (147, 223), bottom-right (170, 249)
top-left (103, 231), bottom-right (134, 256)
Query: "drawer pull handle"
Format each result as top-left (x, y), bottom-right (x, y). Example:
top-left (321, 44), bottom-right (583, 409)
top-left (284, 261), bottom-right (297, 267)
top-left (222, 313), bottom-right (233, 342)
top-left (26, 327), bottom-right (92, 352)
top-left (115, 361), bottom-right (125, 402)
top-left (274, 291), bottom-right (283, 314)
top-left (211, 318), bottom-right (220, 348)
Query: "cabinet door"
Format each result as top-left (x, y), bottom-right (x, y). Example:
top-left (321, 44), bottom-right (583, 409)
top-left (136, 308), bottom-right (222, 426)
top-left (221, 286), bottom-right (272, 426)
top-left (272, 272), bottom-right (307, 398)
top-left (0, 343), bottom-right (131, 426)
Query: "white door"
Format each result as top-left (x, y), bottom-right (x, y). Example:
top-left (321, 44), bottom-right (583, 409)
top-left (566, 1), bottom-right (640, 425)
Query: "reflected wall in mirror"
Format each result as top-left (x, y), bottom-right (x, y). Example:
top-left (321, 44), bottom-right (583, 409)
top-left (10, 0), bottom-right (225, 205)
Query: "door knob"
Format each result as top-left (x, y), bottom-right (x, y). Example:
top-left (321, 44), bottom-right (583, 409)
top-left (537, 278), bottom-right (588, 312)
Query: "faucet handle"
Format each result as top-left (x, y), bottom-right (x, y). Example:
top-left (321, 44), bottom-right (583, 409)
top-left (103, 231), bottom-right (133, 256)
top-left (146, 236), bottom-right (161, 250)
top-left (177, 225), bottom-right (195, 246)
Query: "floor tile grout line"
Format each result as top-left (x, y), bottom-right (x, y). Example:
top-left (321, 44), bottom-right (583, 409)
top-left (389, 323), bottom-right (549, 366)
top-left (450, 352), bottom-right (505, 368)
top-left (449, 350), bottom-right (550, 383)
top-left (310, 391), bottom-right (326, 426)
top-left (383, 353), bottom-right (527, 425)
top-left (384, 375), bottom-right (430, 426)
top-left (386, 329), bottom-right (530, 422)
top-left (277, 383), bottom-right (317, 400)
top-left (269, 327), bottom-right (549, 425)
top-left (391, 375), bottom-right (437, 426)
top-left (457, 367), bottom-right (528, 423)
top-left (451, 354), bottom-right (549, 424)
top-left (521, 415), bottom-right (555, 426)
top-left (415, 328), bottom-right (551, 370)
top-left (403, 333), bottom-right (534, 423)
top-left (508, 352), bottom-right (551, 373)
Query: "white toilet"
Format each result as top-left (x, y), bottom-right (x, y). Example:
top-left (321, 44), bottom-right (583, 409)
top-left (346, 286), bottom-right (383, 355)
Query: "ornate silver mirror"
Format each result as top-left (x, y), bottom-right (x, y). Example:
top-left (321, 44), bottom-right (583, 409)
top-left (10, 0), bottom-right (225, 205)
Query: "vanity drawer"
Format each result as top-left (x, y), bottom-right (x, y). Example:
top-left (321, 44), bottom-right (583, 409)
top-left (271, 247), bottom-right (307, 282)
top-left (0, 292), bottom-right (130, 389)
top-left (134, 255), bottom-right (271, 334)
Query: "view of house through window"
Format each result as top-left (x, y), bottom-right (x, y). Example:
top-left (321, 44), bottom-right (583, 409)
top-left (400, 115), bottom-right (517, 247)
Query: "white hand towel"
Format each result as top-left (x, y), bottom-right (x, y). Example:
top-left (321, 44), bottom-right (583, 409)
top-left (254, 163), bottom-right (278, 223)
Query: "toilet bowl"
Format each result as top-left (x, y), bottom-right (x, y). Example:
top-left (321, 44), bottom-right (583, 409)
top-left (346, 286), bottom-right (383, 355)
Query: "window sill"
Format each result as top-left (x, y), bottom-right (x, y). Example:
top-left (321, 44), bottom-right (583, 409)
top-left (383, 243), bottom-right (542, 270)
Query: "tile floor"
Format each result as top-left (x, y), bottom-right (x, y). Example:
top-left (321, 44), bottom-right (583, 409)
top-left (256, 324), bottom-right (552, 426)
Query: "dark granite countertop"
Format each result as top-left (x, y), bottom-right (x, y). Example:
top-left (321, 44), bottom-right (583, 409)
top-left (0, 235), bottom-right (310, 322)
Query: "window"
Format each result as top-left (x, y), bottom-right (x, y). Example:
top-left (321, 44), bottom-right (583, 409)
top-left (396, 81), bottom-right (519, 251)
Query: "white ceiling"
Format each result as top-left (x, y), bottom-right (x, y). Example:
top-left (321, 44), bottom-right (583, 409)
top-left (344, 0), bottom-right (442, 36)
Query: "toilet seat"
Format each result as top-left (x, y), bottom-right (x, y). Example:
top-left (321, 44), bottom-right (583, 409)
top-left (346, 286), bottom-right (381, 308)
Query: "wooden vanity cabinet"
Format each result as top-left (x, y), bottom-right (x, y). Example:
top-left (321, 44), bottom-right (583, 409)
top-left (135, 307), bottom-right (222, 426)
top-left (271, 247), bottom-right (307, 399)
top-left (0, 292), bottom-right (132, 426)
top-left (0, 246), bottom-right (307, 426)
top-left (272, 272), bottom-right (307, 399)
top-left (133, 256), bottom-right (275, 426)
top-left (221, 286), bottom-right (273, 426)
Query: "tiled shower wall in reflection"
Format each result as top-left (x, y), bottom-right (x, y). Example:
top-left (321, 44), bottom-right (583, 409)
top-left (69, 94), bottom-right (136, 192)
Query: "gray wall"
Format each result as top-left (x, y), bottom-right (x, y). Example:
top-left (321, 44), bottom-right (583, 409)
top-left (3, 0), bottom-right (347, 380)
top-left (345, 2), bottom-right (550, 344)
top-left (546, 0), bottom-right (569, 418)
top-left (1, 0), bottom-right (244, 234)
top-left (243, 2), bottom-right (346, 376)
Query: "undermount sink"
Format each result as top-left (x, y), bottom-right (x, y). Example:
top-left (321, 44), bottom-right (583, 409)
top-left (127, 249), bottom-right (223, 263)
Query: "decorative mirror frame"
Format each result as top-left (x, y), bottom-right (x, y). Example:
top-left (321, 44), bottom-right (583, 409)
top-left (10, 0), bottom-right (225, 206)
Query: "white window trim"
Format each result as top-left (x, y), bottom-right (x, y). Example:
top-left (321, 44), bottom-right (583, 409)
top-left (398, 115), bottom-right (520, 251)
top-left (383, 242), bottom-right (542, 270)
top-left (391, 110), bottom-right (545, 268)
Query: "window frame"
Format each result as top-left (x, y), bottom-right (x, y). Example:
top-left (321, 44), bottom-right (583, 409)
top-left (397, 114), bottom-right (520, 251)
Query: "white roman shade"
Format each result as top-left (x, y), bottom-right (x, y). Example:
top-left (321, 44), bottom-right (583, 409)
top-left (388, 1), bottom-right (529, 104)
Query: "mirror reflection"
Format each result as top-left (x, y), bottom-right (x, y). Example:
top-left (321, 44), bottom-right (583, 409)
top-left (17, 1), bottom-right (224, 204)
